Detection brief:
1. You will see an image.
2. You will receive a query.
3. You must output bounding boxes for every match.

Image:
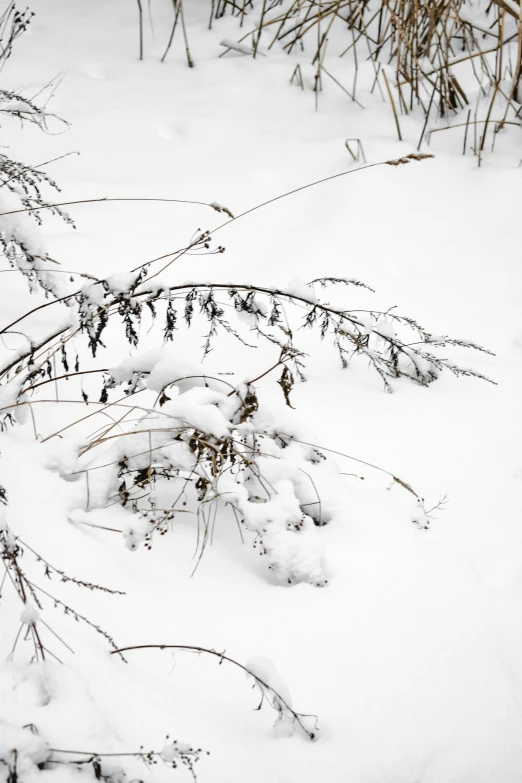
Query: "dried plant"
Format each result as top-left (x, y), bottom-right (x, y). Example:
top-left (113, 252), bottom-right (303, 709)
top-left (110, 644), bottom-right (319, 739)
top-left (0, 723), bottom-right (208, 783)
top-left (0, 154), bottom-right (494, 595)
top-left (213, 0), bottom-right (522, 158)
top-left (132, 2), bottom-right (522, 158)
top-left (0, 1), bottom-right (33, 69)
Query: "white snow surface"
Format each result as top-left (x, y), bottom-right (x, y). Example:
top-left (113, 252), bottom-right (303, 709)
top-left (1, 2), bottom-right (522, 782)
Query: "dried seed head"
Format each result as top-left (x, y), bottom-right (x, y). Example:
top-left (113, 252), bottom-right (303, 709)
top-left (385, 153), bottom-right (435, 166)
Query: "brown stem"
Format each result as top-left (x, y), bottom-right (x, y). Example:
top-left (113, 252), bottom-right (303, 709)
top-left (228, 358), bottom-right (284, 396)
top-left (110, 644), bottom-right (317, 739)
top-left (23, 369), bottom-right (108, 394)
top-left (0, 195), bottom-right (217, 219)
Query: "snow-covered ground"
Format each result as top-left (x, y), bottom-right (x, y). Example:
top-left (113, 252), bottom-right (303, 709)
top-left (1, 1), bottom-right (522, 781)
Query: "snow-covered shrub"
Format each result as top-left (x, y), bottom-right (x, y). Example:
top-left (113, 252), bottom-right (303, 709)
top-left (0, 656), bottom-right (208, 782)
top-left (0, 4), bottom-right (72, 300)
top-left (0, 150), bottom-right (496, 587)
top-left (0, 175), bottom-right (495, 584)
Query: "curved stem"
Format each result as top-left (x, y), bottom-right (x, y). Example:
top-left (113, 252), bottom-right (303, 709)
top-left (110, 643), bottom-right (317, 739)
top-left (0, 195), bottom-right (218, 219)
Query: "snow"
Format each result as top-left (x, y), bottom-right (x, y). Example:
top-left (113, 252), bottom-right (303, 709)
top-left (103, 270), bottom-right (141, 295)
top-left (1, 1), bottom-right (522, 782)
top-left (286, 277), bottom-right (317, 302)
top-left (20, 604), bottom-right (40, 625)
top-left (161, 741), bottom-right (193, 762)
top-left (219, 38), bottom-right (255, 56)
top-left (374, 319), bottom-right (396, 339)
top-left (246, 654), bottom-right (293, 709)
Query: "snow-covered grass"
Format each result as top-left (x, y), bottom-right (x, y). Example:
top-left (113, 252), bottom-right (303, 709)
top-left (1, 2), bottom-right (522, 782)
